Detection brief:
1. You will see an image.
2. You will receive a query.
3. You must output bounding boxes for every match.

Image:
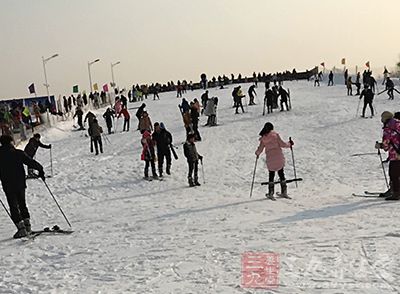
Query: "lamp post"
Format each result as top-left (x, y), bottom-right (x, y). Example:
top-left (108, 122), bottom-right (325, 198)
top-left (42, 53), bottom-right (59, 126)
top-left (88, 58), bottom-right (100, 93)
top-left (111, 61), bottom-right (121, 90)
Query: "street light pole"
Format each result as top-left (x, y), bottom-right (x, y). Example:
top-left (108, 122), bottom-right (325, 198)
top-left (88, 58), bottom-right (100, 94)
top-left (42, 53), bottom-right (59, 126)
top-left (111, 61), bottom-right (121, 89)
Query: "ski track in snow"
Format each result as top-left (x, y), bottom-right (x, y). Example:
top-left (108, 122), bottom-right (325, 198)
top-left (1, 81), bottom-right (400, 293)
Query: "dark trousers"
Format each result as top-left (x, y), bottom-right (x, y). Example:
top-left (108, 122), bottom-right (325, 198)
top-left (123, 118), bottom-right (130, 131)
top-left (188, 161), bottom-right (199, 181)
top-left (249, 94), bottom-right (255, 105)
top-left (389, 161), bottom-right (400, 194)
top-left (269, 168), bottom-right (285, 183)
top-left (235, 101), bottom-right (244, 113)
top-left (78, 117), bottom-right (83, 128)
top-left (193, 121), bottom-right (202, 141)
top-left (158, 150), bottom-right (172, 175)
top-left (93, 136), bottom-right (103, 154)
top-left (5, 189), bottom-right (29, 224)
top-left (362, 101), bottom-right (374, 116)
top-left (267, 104), bottom-right (273, 114)
top-left (388, 89), bottom-right (394, 100)
top-left (328, 80), bottom-right (333, 86)
top-left (145, 160), bottom-right (157, 177)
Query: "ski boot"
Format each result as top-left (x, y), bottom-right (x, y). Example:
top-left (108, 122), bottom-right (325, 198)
top-left (166, 166), bottom-right (171, 175)
top-left (278, 181), bottom-right (291, 199)
top-left (194, 176), bottom-right (201, 186)
top-left (23, 218), bottom-right (31, 234)
top-left (188, 177), bottom-right (195, 187)
top-left (385, 192), bottom-right (400, 201)
top-left (13, 221), bottom-right (28, 239)
top-left (266, 184), bottom-right (276, 200)
top-left (379, 188), bottom-right (392, 198)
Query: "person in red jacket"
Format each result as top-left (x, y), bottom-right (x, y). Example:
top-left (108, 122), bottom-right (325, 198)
top-left (141, 131), bottom-right (158, 180)
top-left (118, 108), bottom-right (130, 132)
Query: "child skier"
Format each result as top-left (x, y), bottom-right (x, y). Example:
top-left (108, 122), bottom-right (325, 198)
top-left (141, 131), bottom-right (158, 180)
top-left (183, 133), bottom-right (203, 187)
top-left (255, 122), bottom-right (294, 199)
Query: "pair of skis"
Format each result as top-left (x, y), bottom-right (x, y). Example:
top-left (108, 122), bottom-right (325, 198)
top-left (22, 226), bottom-right (73, 241)
top-left (352, 191), bottom-right (383, 198)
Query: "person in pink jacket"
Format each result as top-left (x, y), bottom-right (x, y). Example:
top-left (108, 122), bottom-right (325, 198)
top-left (255, 122), bottom-right (293, 198)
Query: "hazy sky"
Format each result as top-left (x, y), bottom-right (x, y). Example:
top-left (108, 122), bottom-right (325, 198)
top-left (1, 0), bottom-right (399, 98)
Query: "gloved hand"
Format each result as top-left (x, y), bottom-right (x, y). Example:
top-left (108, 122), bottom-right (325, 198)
top-left (198, 155), bottom-right (203, 161)
top-left (49, 144), bottom-right (52, 148)
top-left (289, 137), bottom-right (294, 146)
top-left (375, 142), bottom-right (382, 149)
top-left (38, 170), bottom-right (46, 181)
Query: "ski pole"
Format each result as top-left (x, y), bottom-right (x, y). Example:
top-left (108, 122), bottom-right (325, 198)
top-left (200, 159), bottom-right (205, 184)
top-left (356, 99), bottom-right (361, 118)
top-left (42, 179), bottom-right (72, 228)
top-left (0, 196), bottom-right (15, 227)
top-left (249, 156), bottom-right (258, 198)
top-left (377, 142), bottom-right (389, 190)
top-left (351, 152), bottom-right (377, 157)
top-left (50, 147), bottom-right (53, 177)
top-left (289, 137), bottom-right (298, 188)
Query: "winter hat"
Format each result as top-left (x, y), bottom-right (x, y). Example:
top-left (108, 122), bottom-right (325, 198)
top-left (160, 122), bottom-right (166, 129)
top-left (381, 111), bottom-right (393, 123)
top-left (0, 135), bottom-right (13, 146)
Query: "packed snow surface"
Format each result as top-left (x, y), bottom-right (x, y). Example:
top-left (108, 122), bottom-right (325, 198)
top-left (1, 80), bottom-right (400, 293)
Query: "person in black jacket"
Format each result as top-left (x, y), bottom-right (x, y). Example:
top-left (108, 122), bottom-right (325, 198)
top-left (73, 106), bottom-right (84, 130)
top-left (183, 133), bottom-right (203, 187)
top-left (0, 135), bottom-right (45, 238)
top-left (103, 108), bottom-right (115, 134)
top-left (265, 84), bottom-right (275, 114)
top-left (278, 86), bottom-right (289, 111)
top-left (248, 85), bottom-right (257, 105)
top-left (360, 85), bottom-right (374, 117)
top-left (152, 122), bottom-right (173, 176)
top-left (24, 133), bottom-right (51, 177)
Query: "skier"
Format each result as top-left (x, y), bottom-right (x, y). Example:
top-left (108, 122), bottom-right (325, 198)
top-left (84, 111), bottom-right (97, 152)
top-left (152, 122), bottom-right (173, 176)
top-left (255, 122), bottom-right (293, 199)
top-left (346, 77), bottom-right (353, 96)
top-left (190, 102), bottom-right (201, 141)
top-left (369, 75), bottom-right (377, 93)
top-left (359, 85), bottom-right (374, 118)
top-left (135, 103), bottom-right (146, 130)
top-left (139, 111), bottom-right (153, 134)
top-left (248, 85), bottom-right (257, 105)
top-left (90, 119), bottom-right (103, 155)
top-left (278, 86), bottom-right (290, 111)
top-left (233, 86), bottom-right (245, 114)
top-left (183, 133), bottom-right (203, 187)
top-left (265, 83), bottom-right (274, 114)
top-left (328, 71), bottom-right (334, 86)
top-left (201, 91), bottom-right (209, 114)
top-left (0, 135), bottom-right (45, 238)
top-left (118, 107), bottom-right (131, 132)
top-left (103, 108), bottom-right (115, 134)
top-left (24, 133), bottom-right (51, 178)
top-left (314, 74), bottom-right (320, 87)
top-left (73, 106), bottom-right (84, 130)
top-left (141, 130), bottom-right (158, 180)
top-left (375, 111), bottom-right (400, 200)
top-left (386, 77), bottom-right (395, 100)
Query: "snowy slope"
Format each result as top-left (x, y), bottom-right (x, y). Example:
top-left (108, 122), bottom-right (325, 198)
top-left (1, 81), bottom-right (400, 293)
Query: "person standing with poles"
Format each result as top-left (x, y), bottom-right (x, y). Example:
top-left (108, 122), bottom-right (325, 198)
top-left (255, 123), bottom-right (294, 200)
top-left (24, 133), bottom-right (51, 178)
top-left (359, 85), bottom-right (374, 118)
top-left (0, 135), bottom-right (45, 238)
top-left (375, 111), bottom-right (400, 200)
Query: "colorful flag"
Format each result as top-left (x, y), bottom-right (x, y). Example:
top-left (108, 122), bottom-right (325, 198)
top-left (320, 62), bottom-right (325, 67)
top-left (28, 83), bottom-right (35, 94)
top-left (365, 61), bottom-right (370, 68)
top-left (93, 83), bottom-right (98, 91)
top-left (103, 84), bottom-right (109, 92)
top-left (341, 58), bottom-right (346, 65)
top-left (73, 85), bottom-right (79, 93)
